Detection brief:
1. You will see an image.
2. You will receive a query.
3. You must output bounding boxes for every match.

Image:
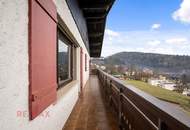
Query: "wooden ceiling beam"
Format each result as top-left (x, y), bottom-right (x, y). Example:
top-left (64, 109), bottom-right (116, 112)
top-left (90, 49), bottom-right (101, 53)
top-left (90, 42), bottom-right (102, 46)
top-left (86, 18), bottom-right (105, 23)
top-left (89, 33), bottom-right (103, 37)
top-left (79, 1), bottom-right (112, 10)
top-left (84, 12), bottom-right (106, 19)
top-left (89, 37), bottom-right (102, 43)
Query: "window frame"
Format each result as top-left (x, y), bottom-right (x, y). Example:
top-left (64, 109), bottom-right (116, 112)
top-left (57, 27), bottom-right (73, 89)
top-left (85, 53), bottom-right (87, 71)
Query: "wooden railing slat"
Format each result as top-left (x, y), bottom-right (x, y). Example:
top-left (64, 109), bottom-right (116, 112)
top-left (96, 68), bottom-right (190, 130)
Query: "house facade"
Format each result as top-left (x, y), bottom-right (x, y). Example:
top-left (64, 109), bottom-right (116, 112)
top-left (0, 0), bottom-right (114, 130)
top-left (148, 79), bottom-right (163, 86)
top-left (182, 88), bottom-right (190, 96)
top-left (148, 78), bottom-right (176, 91)
top-left (160, 82), bottom-right (176, 91)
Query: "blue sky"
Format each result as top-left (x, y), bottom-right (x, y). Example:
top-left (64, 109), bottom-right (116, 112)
top-left (101, 0), bottom-right (190, 57)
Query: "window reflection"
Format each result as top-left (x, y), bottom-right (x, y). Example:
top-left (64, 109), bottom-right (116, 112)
top-left (58, 30), bottom-right (71, 84)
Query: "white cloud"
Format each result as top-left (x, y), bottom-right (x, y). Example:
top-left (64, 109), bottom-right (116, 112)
top-left (165, 38), bottom-right (188, 44)
top-left (102, 29), bottom-right (190, 57)
top-left (147, 40), bottom-right (161, 46)
top-left (151, 24), bottom-right (161, 30)
top-left (104, 29), bottom-right (121, 42)
top-left (135, 47), bottom-right (175, 55)
top-left (172, 0), bottom-right (190, 24)
top-left (105, 29), bottom-right (120, 37)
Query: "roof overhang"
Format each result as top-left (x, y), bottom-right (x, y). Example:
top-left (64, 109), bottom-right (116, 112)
top-left (79, 0), bottom-right (115, 57)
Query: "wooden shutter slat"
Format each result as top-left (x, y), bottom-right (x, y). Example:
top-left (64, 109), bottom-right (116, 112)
top-left (36, 0), bottom-right (57, 22)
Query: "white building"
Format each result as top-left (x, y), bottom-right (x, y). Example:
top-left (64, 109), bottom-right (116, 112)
top-left (182, 89), bottom-right (190, 96)
top-left (148, 79), bottom-right (176, 91)
top-left (148, 79), bottom-right (163, 86)
top-left (0, 0), bottom-right (114, 130)
top-left (160, 82), bottom-right (176, 91)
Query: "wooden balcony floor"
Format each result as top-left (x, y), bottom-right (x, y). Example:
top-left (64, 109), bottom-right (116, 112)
top-left (63, 75), bottom-right (119, 130)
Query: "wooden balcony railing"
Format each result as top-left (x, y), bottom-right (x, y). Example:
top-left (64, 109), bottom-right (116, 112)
top-left (96, 68), bottom-right (190, 130)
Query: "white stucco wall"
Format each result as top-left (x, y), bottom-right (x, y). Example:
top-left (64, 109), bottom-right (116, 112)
top-left (0, 0), bottom-right (90, 130)
top-left (0, 0), bottom-right (29, 128)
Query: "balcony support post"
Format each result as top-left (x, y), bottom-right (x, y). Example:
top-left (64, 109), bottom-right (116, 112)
top-left (108, 80), bottom-right (112, 106)
top-left (158, 119), bottom-right (168, 130)
top-left (119, 87), bottom-right (123, 130)
top-left (109, 80), bottom-right (112, 106)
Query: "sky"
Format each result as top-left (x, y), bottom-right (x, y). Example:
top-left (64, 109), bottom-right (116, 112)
top-left (101, 0), bottom-right (190, 57)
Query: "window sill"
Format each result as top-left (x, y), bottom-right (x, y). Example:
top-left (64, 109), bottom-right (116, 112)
top-left (56, 80), bottom-right (79, 101)
top-left (58, 78), bottom-right (73, 89)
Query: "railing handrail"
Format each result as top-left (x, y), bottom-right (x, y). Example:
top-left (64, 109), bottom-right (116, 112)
top-left (97, 68), bottom-right (190, 130)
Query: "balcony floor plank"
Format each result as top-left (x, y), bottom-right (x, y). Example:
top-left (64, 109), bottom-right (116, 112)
top-left (63, 75), bottom-right (119, 130)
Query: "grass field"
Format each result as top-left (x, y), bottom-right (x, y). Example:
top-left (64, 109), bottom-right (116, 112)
top-left (124, 80), bottom-right (190, 114)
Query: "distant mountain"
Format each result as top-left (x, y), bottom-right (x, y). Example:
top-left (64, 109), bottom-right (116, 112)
top-left (96, 52), bottom-right (190, 74)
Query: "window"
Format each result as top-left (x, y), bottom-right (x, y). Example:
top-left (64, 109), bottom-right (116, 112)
top-left (85, 54), bottom-right (87, 71)
top-left (57, 28), bottom-right (73, 87)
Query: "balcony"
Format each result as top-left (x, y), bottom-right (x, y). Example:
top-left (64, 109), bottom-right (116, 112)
top-left (63, 68), bottom-right (190, 130)
top-left (63, 75), bottom-right (119, 130)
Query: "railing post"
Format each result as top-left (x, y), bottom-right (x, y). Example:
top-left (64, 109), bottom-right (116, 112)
top-left (159, 119), bottom-right (168, 130)
top-left (104, 76), bottom-right (106, 87)
top-left (105, 76), bottom-right (107, 98)
top-left (105, 76), bottom-right (107, 87)
top-left (109, 80), bottom-right (112, 106)
top-left (119, 87), bottom-right (123, 130)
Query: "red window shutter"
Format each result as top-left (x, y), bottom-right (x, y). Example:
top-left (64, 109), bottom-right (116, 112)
top-left (29, 0), bottom-right (57, 120)
top-left (80, 48), bottom-right (83, 89)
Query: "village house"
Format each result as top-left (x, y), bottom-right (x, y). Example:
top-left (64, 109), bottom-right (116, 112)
top-left (160, 81), bottom-right (176, 91)
top-left (148, 78), bottom-right (176, 91)
top-left (182, 88), bottom-right (190, 96)
top-left (148, 78), bottom-right (163, 86)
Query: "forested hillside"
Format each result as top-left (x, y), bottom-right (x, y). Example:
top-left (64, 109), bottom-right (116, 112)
top-left (102, 52), bottom-right (190, 74)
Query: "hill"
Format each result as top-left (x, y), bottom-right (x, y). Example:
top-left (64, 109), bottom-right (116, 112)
top-left (99, 52), bottom-right (190, 74)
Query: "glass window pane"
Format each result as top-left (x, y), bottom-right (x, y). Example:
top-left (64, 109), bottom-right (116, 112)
top-left (58, 31), bottom-right (71, 83)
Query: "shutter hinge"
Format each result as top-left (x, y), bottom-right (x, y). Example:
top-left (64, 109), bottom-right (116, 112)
top-left (31, 94), bottom-right (38, 102)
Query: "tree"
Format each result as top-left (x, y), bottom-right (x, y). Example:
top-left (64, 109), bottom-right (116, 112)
top-left (175, 74), bottom-right (188, 93)
top-left (181, 74), bottom-right (188, 89)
